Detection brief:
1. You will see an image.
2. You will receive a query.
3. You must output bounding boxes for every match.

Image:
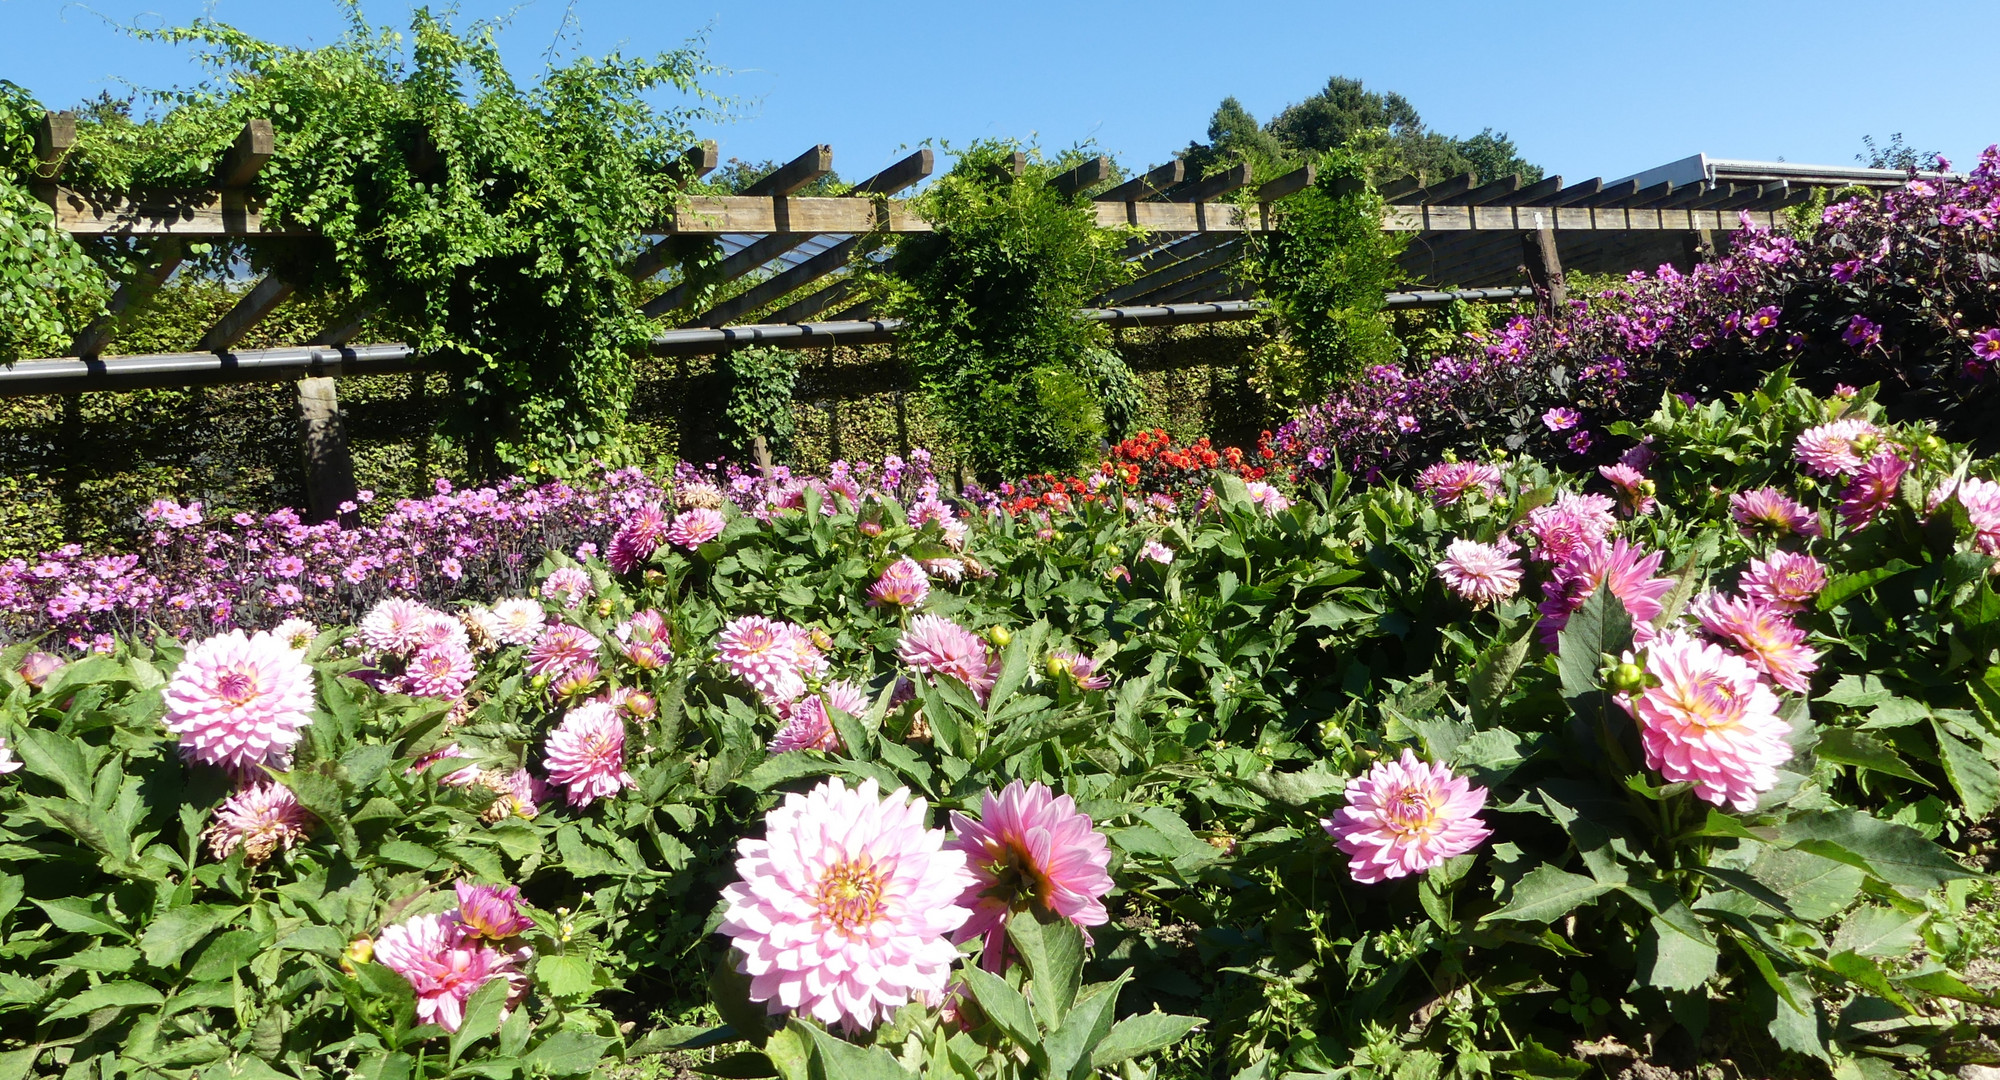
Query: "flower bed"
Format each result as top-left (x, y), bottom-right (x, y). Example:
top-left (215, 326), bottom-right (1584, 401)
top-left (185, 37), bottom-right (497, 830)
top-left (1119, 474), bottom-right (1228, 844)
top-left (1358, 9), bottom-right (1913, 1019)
top-left (0, 374), bottom-right (1997, 1078)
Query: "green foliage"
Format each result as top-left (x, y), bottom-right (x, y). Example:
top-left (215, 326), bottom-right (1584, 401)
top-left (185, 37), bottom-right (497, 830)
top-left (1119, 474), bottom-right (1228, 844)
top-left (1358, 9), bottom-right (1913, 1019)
top-left (882, 142), bottom-right (1134, 481)
top-left (1251, 149), bottom-right (1408, 405)
top-left (0, 81), bottom-right (109, 364)
top-left (719, 346), bottom-right (801, 460)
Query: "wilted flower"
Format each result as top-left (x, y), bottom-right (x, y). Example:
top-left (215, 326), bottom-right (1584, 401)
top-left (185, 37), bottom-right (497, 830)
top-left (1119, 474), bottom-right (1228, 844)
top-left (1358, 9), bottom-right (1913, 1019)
top-left (1795, 419), bottom-right (1883, 478)
top-left (718, 777), bottom-right (973, 1032)
top-left (1839, 451), bottom-right (1911, 529)
top-left (1729, 487), bottom-right (1821, 537)
top-left (1598, 464), bottom-right (1657, 517)
top-left (867, 557), bottom-right (930, 608)
top-left (164, 630), bottom-right (316, 772)
top-left (1622, 631), bottom-right (1793, 811)
top-left (1324, 749), bottom-right (1491, 884)
top-left (1415, 461), bottom-right (1505, 507)
top-left (17, 651), bottom-right (62, 688)
top-left (947, 780), bottom-right (1113, 965)
top-left (1695, 594), bottom-right (1821, 693)
top-left (541, 701), bottom-right (635, 807)
top-left (1436, 539), bottom-right (1522, 606)
top-left (203, 783), bottom-right (315, 863)
top-left (897, 615), bottom-right (997, 704)
top-left (1739, 551), bottom-right (1828, 611)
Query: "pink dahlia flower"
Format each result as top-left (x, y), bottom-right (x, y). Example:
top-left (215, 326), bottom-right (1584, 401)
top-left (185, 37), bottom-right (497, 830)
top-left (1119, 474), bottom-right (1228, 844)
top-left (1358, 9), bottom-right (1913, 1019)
top-left (1243, 481), bottom-right (1292, 515)
top-left (1598, 464), bottom-right (1657, 517)
top-left (1047, 650), bottom-right (1111, 691)
top-left (1139, 538), bottom-right (1175, 565)
top-left (867, 557), bottom-right (930, 608)
top-left (542, 701), bottom-right (635, 807)
top-left (947, 780), bottom-right (1113, 965)
top-left (1795, 418), bottom-right (1883, 478)
top-left (539, 567), bottom-right (594, 610)
top-left (410, 743), bottom-right (482, 787)
top-left (608, 505), bottom-right (669, 573)
top-left (269, 618), bottom-right (318, 651)
top-left (1436, 539), bottom-right (1522, 606)
top-left (550, 659), bottom-right (602, 701)
top-left (202, 782), bottom-right (315, 864)
top-left (1729, 487), bottom-right (1822, 538)
top-left (718, 777), bottom-right (973, 1032)
top-left (374, 912), bottom-right (527, 1033)
top-left (665, 508), bottom-right (728, 550)
top-left (18, 651), bottom-right (63, 688)
top-left (1520, 498), bottom-right (1613, 566)
top-left (614, 610), bottom-right (675, 670)
top-left (717, 615), bottom-right (814, 704)
top-left (359, 598), bottom-right (436, 655)
top-left (412, 613), bottom-right (470, 654)
top-left (455, 881), bottom-right (533, 940)
top-left (164, 630), bottom-right (316, 772)
top-left (898, 614), bottom-right (998, 705)
top-left (524, 623), bottom-right (601, 680)
top-left (910, 496), bottom-right (970, 550)
top-left (1323, 749), bottom-right (1492, 884)
top-left (1956, 476), bottom-right (2000, 555)
top-left (487, 599), bottom-right (546, 647)
top-left (1694, 594), bottom-right (1821, 694)
top-left (1839, 451), bottom-right (1911, 530)
top-left (1623, 631), bottom-right (1793, 811)
top-left (1739, 551), bottom-right (1828, 611)
top-left (769, 679), bottom-right (870, 754)
top-left (404, 641), bottom-right (476, 699)
top-left (1537, 538), bottom-right (1676, 650)
top-left (1415, 460), bottom-right (1505, 507)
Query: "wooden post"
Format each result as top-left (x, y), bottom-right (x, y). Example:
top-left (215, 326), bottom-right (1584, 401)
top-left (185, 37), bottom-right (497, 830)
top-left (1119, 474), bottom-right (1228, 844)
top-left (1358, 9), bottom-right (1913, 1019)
top-left (1682, 229), bottom-right (1717, 269)
top-left (1521, 226), bottom-right (1566, 313)
top-left (751, 434), bottom-right (772, 474)
top-left (298, 377), bottom-right (359, 525)
top-left (34, 111), bottom-right (76, 178)
top-left (826, 400), bottom-right (841, 463)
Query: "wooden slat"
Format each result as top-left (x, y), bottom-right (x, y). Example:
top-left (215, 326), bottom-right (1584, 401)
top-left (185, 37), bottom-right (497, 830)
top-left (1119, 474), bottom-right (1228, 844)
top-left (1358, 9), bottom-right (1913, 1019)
top-left (1549, 178), bottom-right (1605, 207)
top-left (308, 304), bottom-right (372, 347)
top-left (198, 276), bottom-right (297, 352)
top-left (35, 111), bottom-right (76, 178)
top-left (68, 240), bottom-right (184, 357)
top-left (1144, 261), bottom-right (1245, 305)
top-left (1095, 160), bottom-right (1184, 203)
top-left (1580, 179), bottom-right (1640, 208)
top-left (1102, 239), bottom-right (1241, 304)
top-left (1495, 175), bottom-right (1564, 206)
top-left (49, 186), bottom-right (298, 236)
top-left (1437, 174), bottom-right (1520, 206)
top-left (218, 119), bottom-right (276, 189)
top-left (691, 239), bottom-right (866, 327)
top-left (1049, 156), bottom-right (1112, 197)
top-left (1418, 173), bottom-right (1480, 204)
top-left (1378, 176), bottom-right (1424, 202)
top-left (677, 140), bottom-right (720, 181)
top-left (645, 232), bottom-right (811, 317)
top-left (742, 146), bottom-right (834, 197)
top-left (851, 149), bottom-right (934, 196)
top-left (1656, 182), bottom-right (1713, 210)
top-left (1125, 233), bottom-right (1232, 278)
top-left (1169, 161), bottom-right (1252, 202)
top-left (1256, 164), bottom-right (1316, 202)
top-left (667, 196), bottom-right (886, 234)
top-left (767, 277), bottom-right (857, 325)
top-left (1097, 200), bottom-right (1249, 232)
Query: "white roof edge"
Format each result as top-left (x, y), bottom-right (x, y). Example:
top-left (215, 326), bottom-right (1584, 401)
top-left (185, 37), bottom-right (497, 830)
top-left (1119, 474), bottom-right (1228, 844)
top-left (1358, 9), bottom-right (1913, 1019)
top-left (1611, 155), bottom-right (1943, 189)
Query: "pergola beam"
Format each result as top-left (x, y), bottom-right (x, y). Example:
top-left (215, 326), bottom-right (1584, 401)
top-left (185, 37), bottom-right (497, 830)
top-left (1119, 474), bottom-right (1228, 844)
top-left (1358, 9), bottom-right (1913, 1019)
top-left (1168, 161), bottom-right (1252, 202)
top-left (1049, 156), bottom-right (1112, 197)
top-left (1256, 164), bottom-right (1316, 202)
top-left (35, 111), bottom-right (76, 178)
top-left (1104, 239), bottom-right (1242, 305)
top-left (198, 276), bottom-right (298, 353)
top-left (743, 145), bottom-right (835, 197)
top-left (1095, 160), bottom-right (1184, 203)
top-left (68, 240), bottom-right (185, 358)
top-left (217, 119), bottom-right (276, 189)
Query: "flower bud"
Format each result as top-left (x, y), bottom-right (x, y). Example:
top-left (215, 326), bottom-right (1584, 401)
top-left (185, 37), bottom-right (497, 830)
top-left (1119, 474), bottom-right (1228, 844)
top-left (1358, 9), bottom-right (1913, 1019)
top-left (988, 625), bottom-right (1013, 647)
top-left (859, 521), bottom-right (884, 537)
top-left (809, 627), bottom-right (833, 652)
top-left (1044, 655), bottom-right (1067, 679)
top-left (622, 691), bottom-right (657, 719)
top-left (341, 936), bottom-right (374, 975)
top-left (1607, 661), bottom-right (1649, 695)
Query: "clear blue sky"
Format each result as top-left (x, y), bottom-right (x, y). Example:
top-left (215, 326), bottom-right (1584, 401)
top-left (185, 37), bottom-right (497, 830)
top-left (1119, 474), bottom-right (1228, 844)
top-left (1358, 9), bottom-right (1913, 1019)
top-left (3, 0), bottom-right (1995, 186)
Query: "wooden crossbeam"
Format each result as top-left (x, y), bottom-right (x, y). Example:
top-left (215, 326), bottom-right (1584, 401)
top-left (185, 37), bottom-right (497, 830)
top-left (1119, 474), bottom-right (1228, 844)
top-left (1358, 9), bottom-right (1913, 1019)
top-left (1687, 183), bottom-right (1744, 210)
top-left (852, 149), bottom-right (934, 196)
top-left (1580, 179), bottom-right (1640, 208)
top-left (48, 186), bottom-right (299, 236)
top-left (35, 111), bottom-right (76, 178)
top-left (1378, 176), bottom-right (1424, 202)
top-left (1104, 239), bottom-right (1241, 304)
top-left (199, 276), bottom-right (297, 352)
top-left (743, 145), bottom-right (834, 197)
top-left (768, 276), bottom-right (858, 325)
top-left (1417, 173), bottom-right (1480, 204)
top-left (218, 119), bottom-right (276, 189)
top-left (1256, 164), bottom-right (1316, 202)
top-left (1143, 260), bottom-right (1245, 305)
top-left (68, 240), bottom-right (184, 357)
top-left (1096, 160), bottom-right (1184, 203)
top-left (1168, 161), bottom-right (1252, 202)
top-left (644, 232), bottom-right (808, 317)
top-left (1629, 181), bottom-right (1675, 206)
top-left (1653, 182), bottom-right (1713, 209)
top-left (1125, 233), bottom-right (1232, 278)
top-left (1549, 178), bottom-right (1605, 207)
top-left (692, 239), bottom-right (869, 327)
top-left (308, 304), bottom-right (372, 347)
top-left (1440, 175), bottom-right (1520, 206)
top-left (677, 141), bottom-right (720, 181)
top-left (1495, 175), bottom-right (1564, 206)
top-left (1050, 156), bottom-right (1112, 197)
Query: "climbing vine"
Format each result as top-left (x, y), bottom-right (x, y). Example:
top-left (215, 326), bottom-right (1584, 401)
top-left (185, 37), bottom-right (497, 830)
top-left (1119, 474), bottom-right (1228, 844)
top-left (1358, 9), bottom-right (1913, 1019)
top-left (0, 82), bottom-right (108, 364)
top-left (718, 345), bottom-right (800, 460)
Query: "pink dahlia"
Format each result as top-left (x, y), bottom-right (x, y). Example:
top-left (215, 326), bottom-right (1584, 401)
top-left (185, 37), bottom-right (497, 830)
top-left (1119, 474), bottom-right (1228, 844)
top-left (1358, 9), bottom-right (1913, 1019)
top-left (412, 613), bottom-right (470, 654)
top-left (1436, 539), bottom-right (1522, 606)
top-left (1520, 498), bottom-right (1613, 566)
top-left (539, 567), bottom-right (594, 610)
top-left (1956, 476), bottom-right (2000, 555)
top-left (1243, 481), bottom-right (1292, 515)
top-left (1795, 419), bottom-right (1883, 478)
top-left (541, 701), bottom-right (635, 807)
top-left (717, 615), bottom-right (813, 704)
top-left (524, 623), bottom-right (601, 680)
top-left (164, 630), bottom-right (316, 772)
top-left (487, 599), bottom-right (546, 647)
top-left (614, 610), bottom-right (675, 670)
top-left (897, 614), bottom-right (998, 705)
top-left (404, 641), bottom-right (476, 699)
top-left (719, 777), bottom-right (973, 1032)
top-left (1623, 631), bottom-right (1793, 811)
top-left (910, 496), bottom-right (969, 550)
top-left (769, 679), bottom-right (870, 754)
top-left (1415, 460), bottom-right (1505, 507)
top-left (1139, 538), bottom-right (1175, 564)
top-left (359, 598), bottom-right (435, 655)
top-left (482, 768), bottom-right (545, 822)
top-left (665, 508), bottom-right (728, 550)
top-left (1323, 749), bottom-right (1491, 884)
top-left (1538, 538), bottom-right (1676, 650)
top-left (18, 651), bottom-right (63, 688)
top-left (202, 783), bottom-right (315, 864)
top-left (1695, 594), bottom-right (1821, 694)
top-left (1729, 487), bottom-right (1822, 538)
top-left (946, 780), bottom-right (1113, 965)
top-left (269, 618), bottom-right (318, 651)
top-left (374, 912), bottom-right (526, 1033)
top-left (1839, 451), bottom-right (1910, 530)
top-left (1598, 464), bottom-right (1657, 517)
top-left (608, 505), bottom-right (669, 573)
top-left (867, 557), bottom-right (930, 608)
top-left (455, 882), bottom-right (533, 940)
top-left (550, 659), bottom-right (602, 701)
top-left (1046, 650), bottom-right (1111, 691)
top-left (1739, 551), bottom-right (1828, 611)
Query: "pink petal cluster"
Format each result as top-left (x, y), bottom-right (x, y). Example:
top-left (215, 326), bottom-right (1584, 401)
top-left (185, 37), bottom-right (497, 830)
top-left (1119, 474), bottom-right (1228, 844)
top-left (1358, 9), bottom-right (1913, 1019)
top-left (1695, 594), bottom-right (1821, 694)
top-left (374, 911), bottom-right (529, 1033)
top-left (1436, 539), bottom-right (1522, 606)
top-left (1537, 538), bottom-right (1676, 650)
top-left (1598, 464), bottom-right (1657, 517)
top-left (769, 680), bottom-right (869, 754)
top-left (1047, 650), bottom-right (1111, 691)
top-left (946, 780), bottom-right (1113, 965)
top-left (269, 618), bottom-right (318, 650)
top-left (1795, 418), bottom-right (1883, 478)
top-left (608, 505), bottom-right (669, 573)
top-left (1520, 494), bottom-right (1615, 566)
top-left (1415, 460), bottom-right (1505, 507)
top-left (525, 623), bottom-right (601, 679)
top-left (18, 651), bottom-right (63, 688)
top-left (1956, 477), bottom-right (2000, 555)
top-left (1324, 749), bottom-right (1492, 884)
top-left (717, 615), bottom-right (826, 704)
top-left (541, 701), bottom-right (636, 807)
top-left (1138, 538), bottom-right (1175, 564)
top-left (1729, 487), bottom-right (1822, 537)
top-left (1739, 551), bottom-right (1828, 611)
top-left (718, 777), bottom-right (973, 1032)
top-left (486, 599), bottom-right (546, 647)
top-left (1243, 481), bottom-right (1292, 515)
top-left (359, 598), bottom-right (435, 654)
top-left (539, 567), bottom-right (594, 610)
top-left (1623, 631), bottom-right (1793, 811)
top-left (455, 881), bottom-right (534, 940)
top-left (867, 557), bottom-right (930, 608)
top-left (164, 630), bottom-right (316, 772)
top-left (614, 610), bottom-right (675, 670)
top-left (666, 507), bottom-right (729, 550)
top-left (897, 615), bottom-right (998, 705)
top-left (203, 783), bottom-right (315, 864)
top-left (1839, 451), bottom-right (1911, 530)
top-left (402, 640), bottom-right (476, 699)
top-left (909, 497), bottom-right (970, 550)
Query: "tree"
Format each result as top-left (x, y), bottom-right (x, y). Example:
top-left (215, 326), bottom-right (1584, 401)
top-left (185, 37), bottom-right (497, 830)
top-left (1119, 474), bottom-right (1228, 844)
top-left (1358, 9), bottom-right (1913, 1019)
top-left (1455, 128), bottom-right (1544, 184)
top-left (1181, 96), bottom-right (1287, 179)
top-left (1267, 77), bottom-right (1423, 155)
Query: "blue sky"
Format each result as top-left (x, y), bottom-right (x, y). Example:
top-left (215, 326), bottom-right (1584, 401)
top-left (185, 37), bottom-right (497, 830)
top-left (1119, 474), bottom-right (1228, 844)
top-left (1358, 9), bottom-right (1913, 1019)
top-left (4, 0), bottom-right (1996, 186)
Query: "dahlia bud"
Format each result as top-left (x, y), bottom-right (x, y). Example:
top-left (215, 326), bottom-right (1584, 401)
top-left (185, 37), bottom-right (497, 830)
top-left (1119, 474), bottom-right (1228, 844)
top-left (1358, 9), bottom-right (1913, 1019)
top-left (1851, 432), bottom-right (1879, 458)
top-left (809, 628), bottom-right (833, 652)
top-left (1638, 479), bottom-right (1657, 498)
top-left (859, 521), bottom-right (883, 537)
top-left (1606, 660), bottom-right (1650, 695)
top-left (622, 691), bottom-right (657, 719)
top-left (342, 936), bottom-right (374, 974)
top-left (1104, 545), bottom-right (1123, 560)
top-left (597, 599), bottom-right (615, 618)
top-left (18, 651), bottom-right (62, 688)
top-left (1044, 655), bottom-right (1066, 679)
top-left (988, 625), bottom-right (1013, 647)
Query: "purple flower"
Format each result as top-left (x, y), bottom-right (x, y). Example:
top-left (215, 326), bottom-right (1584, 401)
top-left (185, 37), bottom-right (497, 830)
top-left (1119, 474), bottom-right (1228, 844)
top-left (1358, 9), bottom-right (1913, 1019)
top-left (1841, 315), bottom-right (1882, 350)
top-left (1567, 431), bottom-right (1594, 454)
top-left (1541, 407), bottom-right (1581, 432)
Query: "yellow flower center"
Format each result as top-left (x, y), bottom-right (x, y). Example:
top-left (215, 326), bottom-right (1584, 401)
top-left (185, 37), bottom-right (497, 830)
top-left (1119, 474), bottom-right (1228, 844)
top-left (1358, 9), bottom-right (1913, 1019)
top-left (816, 859), bottom-right (887, 932)
top-left (1383, 786), bottom-right (1442, 838)
top-left (214, 666), bottom-right (262, 706)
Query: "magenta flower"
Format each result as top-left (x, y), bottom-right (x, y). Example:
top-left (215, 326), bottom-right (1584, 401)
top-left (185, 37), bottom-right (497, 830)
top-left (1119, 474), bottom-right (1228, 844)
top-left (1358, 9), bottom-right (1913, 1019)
top-left (1795, 419), bottom-right (1883, 478)
top-left (867, 557), bottom-right (930, 609)
top-left (608, 505), bottom-right (669, 573)
top-left (541, 701), bottom-right (635, 807)
top-left (1841, 315), bottom-right (1882, 350)
top-left (946, 780), bottom-right (1113, 965)
top-left (404, 641), bottom-right (476, 699)
top-left (1541, 407), bottom-right (1581, 432)
top-left (1695, 593), bottom-right (1821, 694)
top-left (1597, 464), bottom-right (1657, 517)
top-left (1956, 477), bottom-right (2000, 555)
top-left (1622, 631), bottom-right (1793, 811)
top-left (1839, 451), bottom-right (1911, 530)
top-left (1415, 460), bottom-right (1505, 507)
top-left (718, 777), bottom-right (973, 1032)
top-left (613, 610), bottom-right (674, 670)
top-left (1567, 431), bottom-right (1595, 454)
top-left (373, 913), bottom-right (527, 1033)
top-left (717, 615), bottom-right (815, 704)
top-left (1538, 538), bottom-right (1676, 650)
top-left (1520, 494), bottom-right (1614, 566)
top-left (454, 882), bottom-right (533, 940)
top-left (1739, 551), bottom-right (1828, 611)
top-left (1746, 305), bottom-right (1782, 336)
top-left (202, 783), bottom-right (315, 864)
top-left (1046, 650), bottom-right (1111, 691)
top-left (1324, 749), bottom-right (1492, 884)
top-left (1436, 539), bottom-right (1522, 606)
top-left (1973, 328), bottom-right (2000, 363)
top-left (1729, 487), bottom-right (1821, 537)
top-left (769, 679), bottom-right (869, 754)
top-left (164, 630), bottom-right (317, 773)
top-left (665, 508), bottom-right (728, 550)
top-left (524, 623), bottom-right (601, 680)
top-left (897, 615), bottom-right (998, 705)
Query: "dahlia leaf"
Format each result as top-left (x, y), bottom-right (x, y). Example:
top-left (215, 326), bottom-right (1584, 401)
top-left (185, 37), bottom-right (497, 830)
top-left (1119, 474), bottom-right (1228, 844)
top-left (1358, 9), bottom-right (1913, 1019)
top-left (1745, 846), bottom-right (1865, 922)
top-left (521, 1029), bottom-right (615, 1078)
top-left (691, 1050), bottom-right (781, 1078)
top-left (448, 976), bottom-right (510, 1061)
top-left (960, 967), bottom-right (1041, 1061)
top-left (43, 980), bottom-right (164, 1021)
top-left (1468, 620), bottom-right (1535, 727)
top-left (1814, 729), bottom-right (1925, 783)
top-left (1779, 809), bottom-right (1983, 893)
top-left (1091, 1011), bottom-right (1203, 1070)
top-left (1816, 560), bottom-right (1915, 613)
top-left (1008, 912), bottom-right (1084, 1028)
top-left (1831, 905), bottom-right (1927, 959)
top-left (1555, 589), bottom-right (1632, 701)
top-left (1481, 865), bottom-right (1612, 926)
top-left (1639, 912), bottom-right (1718, 992)
top-left (1930, 720), bottom-right (2000, 820)
top-left (1045, 972), bottom-right (1126, 1080)
top-left (801, 1023), bottom-right (912, 1080)
top-left (138, 903), bottom-right (242, 968)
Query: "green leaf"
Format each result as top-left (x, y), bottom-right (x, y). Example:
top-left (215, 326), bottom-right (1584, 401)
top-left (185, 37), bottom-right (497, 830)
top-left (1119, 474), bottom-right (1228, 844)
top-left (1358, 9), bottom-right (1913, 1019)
top-left (139, 904), bottom-right (243, 968)
top-left (1814, 728), bottom-right (1925, 783)
top-left (186, 928), bottom-right (272, 982)
top-left (1745, 846), bottom-right (1865, 921)
top-left (280, 763), bottom-right (359, 857)
top-left (1008, 912), bottom-right (1084, 1031)
top-left (1555, 588), bottom-right (1633, 700)
top-left (48, 945), bottom-right (140, 974)
top-left (522, 1029), bottom-right (614, 1078)
top-left (1091, 1011), bottom-right (1203, 1069)
top-left (1482, 866), bottom-right (1614, 926)
top-left (694, 1051), bottom-right (782, 1079)
top-left (960, 966), bottom-right (1040, 1062)
top-left (802, 1022), bottom-right (914, 1080)
top-left (1639, 912), bottom-right (1718, 992)
top-left (1824, 951), bottom-right (1912, 1011)
top-left (31, 896), bottom-right (131, 940)
top-left (44, 980), bottom-right (164, 1020)
top-left (1779, 809), bottom-right (1981, 893)
top-left (1932, 720), bottom-right (2000, 820)
top-left (1468, 621), bottom-right (1535, 729)
top-left (535, 954), bottom-right (601, 998)
top-left (1818, 560), bottom-right (1915, 611)
top-left (449, 976), bottom-right (511, 1062)
top-left (1831, 906), bottom-right (1927, 958)
top-left (1241, 762), bottom-right (1345, 807)
top-left (10, 728), bottom-right (96, 803)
